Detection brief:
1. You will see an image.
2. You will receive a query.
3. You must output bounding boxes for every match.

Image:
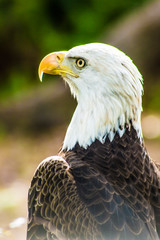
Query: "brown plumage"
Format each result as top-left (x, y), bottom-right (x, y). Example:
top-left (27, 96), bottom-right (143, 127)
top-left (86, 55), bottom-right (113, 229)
top-left (27, 43), bottom-right (160, 239)
top-left (27, 127), bottom-right (160, 240)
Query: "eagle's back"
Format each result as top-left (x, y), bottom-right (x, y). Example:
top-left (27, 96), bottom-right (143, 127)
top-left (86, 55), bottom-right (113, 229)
top-left (27, 126), bottom-right (160, 240)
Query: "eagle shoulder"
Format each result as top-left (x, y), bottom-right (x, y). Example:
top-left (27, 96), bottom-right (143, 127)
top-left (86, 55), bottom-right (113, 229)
top-left (27, 155), bottom-right (101, 240)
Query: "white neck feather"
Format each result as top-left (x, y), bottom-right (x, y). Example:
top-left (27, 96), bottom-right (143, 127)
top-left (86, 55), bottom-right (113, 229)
top-left (62, 92), bottom-right (142, 151)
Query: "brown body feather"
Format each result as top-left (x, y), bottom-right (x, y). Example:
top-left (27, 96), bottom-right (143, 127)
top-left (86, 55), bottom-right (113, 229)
top-left (27, 126), bottom-right (160, 240)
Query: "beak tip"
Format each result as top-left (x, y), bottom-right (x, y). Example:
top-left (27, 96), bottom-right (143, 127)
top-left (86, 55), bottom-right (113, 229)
top-left (39, 71), bottom-right (44, 82)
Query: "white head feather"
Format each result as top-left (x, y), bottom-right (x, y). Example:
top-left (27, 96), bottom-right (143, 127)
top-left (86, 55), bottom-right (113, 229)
top-left (61, 43), bottom-right (143, 150)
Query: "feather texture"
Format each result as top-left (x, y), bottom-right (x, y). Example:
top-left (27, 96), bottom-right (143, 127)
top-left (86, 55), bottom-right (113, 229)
top-left (27, 127), bottom-right (160, 240)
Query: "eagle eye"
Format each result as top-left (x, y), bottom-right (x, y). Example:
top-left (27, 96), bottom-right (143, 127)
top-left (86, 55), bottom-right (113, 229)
top-left (76, 58), bottom-right (86, 68)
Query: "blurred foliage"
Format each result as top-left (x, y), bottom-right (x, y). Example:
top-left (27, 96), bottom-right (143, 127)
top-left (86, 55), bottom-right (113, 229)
top-left (0, 0), bottom-right (150, 101)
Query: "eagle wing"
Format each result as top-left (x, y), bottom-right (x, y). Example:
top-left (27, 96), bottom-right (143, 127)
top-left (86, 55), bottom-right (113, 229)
top-left (27, 156), bottom-right (102, 240)
top-left (27, 154), bottom-right (159, 240)
top-left (69, 158), bottom-right (159, 240)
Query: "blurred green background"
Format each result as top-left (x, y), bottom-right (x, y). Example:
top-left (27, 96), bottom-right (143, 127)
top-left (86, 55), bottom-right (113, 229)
top-left (0, 0), bottom-right (160, 239)
top-left (0, 0), bottom-right (153, 101)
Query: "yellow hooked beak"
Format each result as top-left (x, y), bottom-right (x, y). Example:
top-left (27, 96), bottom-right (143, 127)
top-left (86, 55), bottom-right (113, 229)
top-left (38, 52), bottom-right (79, 82)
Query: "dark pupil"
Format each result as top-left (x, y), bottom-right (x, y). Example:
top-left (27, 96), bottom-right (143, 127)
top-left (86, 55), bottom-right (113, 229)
top-left (79, 60), bottom-right (83, 65)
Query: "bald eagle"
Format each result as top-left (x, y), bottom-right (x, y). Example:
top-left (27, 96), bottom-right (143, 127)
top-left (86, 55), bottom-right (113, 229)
top-left (27, 43), bottom-right (160, 240)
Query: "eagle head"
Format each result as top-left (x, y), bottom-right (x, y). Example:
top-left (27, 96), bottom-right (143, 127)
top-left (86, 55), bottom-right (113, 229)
top-left (39, 43), bottom-right (143, 150)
